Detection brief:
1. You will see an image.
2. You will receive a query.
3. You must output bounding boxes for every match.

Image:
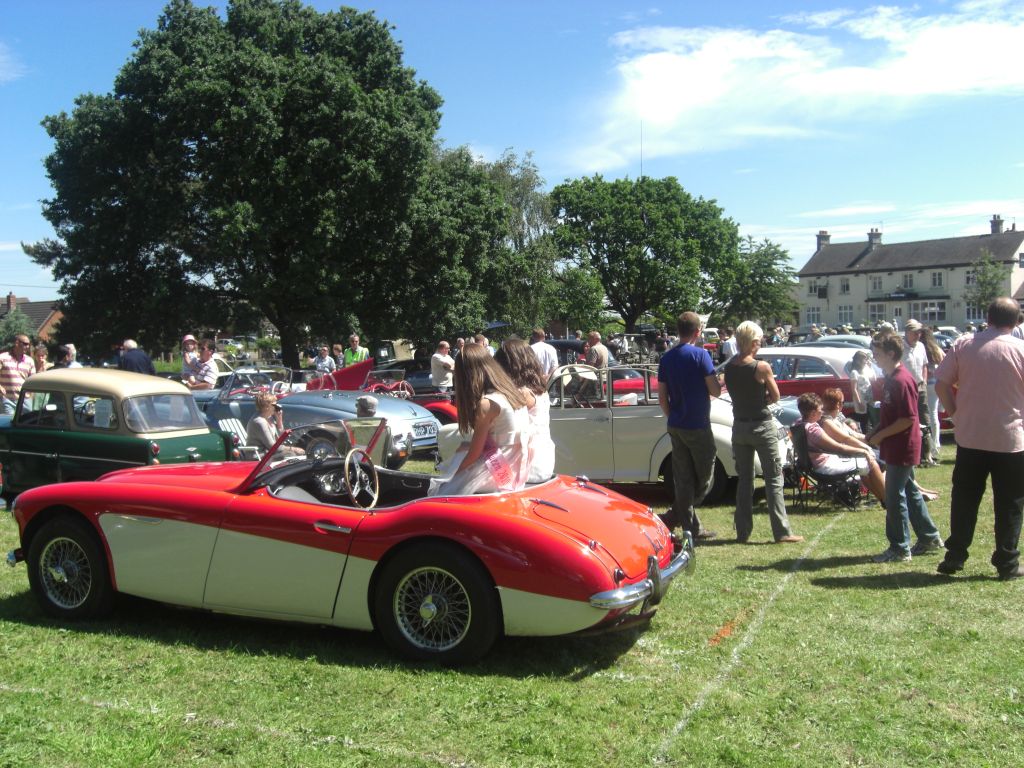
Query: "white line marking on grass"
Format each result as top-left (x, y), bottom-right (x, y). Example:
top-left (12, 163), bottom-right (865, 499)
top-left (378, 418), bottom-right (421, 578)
top-left (0, 681), bottom-right (478, 767)
top-left (653, 513), bottom-right (845, 765)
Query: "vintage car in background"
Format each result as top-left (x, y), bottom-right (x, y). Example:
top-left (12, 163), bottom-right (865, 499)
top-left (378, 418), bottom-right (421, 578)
top-left (438, 364), bottom-right (793, 504)
top-left (719, 346), bottom-right (885, 407)
top-left (795, 334), bottom-right (872, 349)
top-left (200, 369), bottom-right (440, 468)
top-left (0, 369), bottom-right (237, 497)
top-left (6, 421), bottom-right (693, 665)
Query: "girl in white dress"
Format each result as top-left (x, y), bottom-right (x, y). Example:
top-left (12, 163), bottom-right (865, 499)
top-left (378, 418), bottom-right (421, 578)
top-left (496, 338), bottom-right (555, 483)
top-left (431, 344), bottom-right (533, 496)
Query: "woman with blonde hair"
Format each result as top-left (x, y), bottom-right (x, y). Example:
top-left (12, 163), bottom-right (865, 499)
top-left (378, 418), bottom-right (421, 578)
top-left (432, 344), bottom-right (533, 495)
top-left (246, 391), bottom-right (304, 458)
top-left (724, 320), bottom-right (802, 543)
top-left (496, 338), bottom-right (555, 483)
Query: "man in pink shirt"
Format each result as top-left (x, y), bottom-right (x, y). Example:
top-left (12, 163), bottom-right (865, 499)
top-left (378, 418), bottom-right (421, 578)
top-left (935, 297), bottom-right (1024, 580)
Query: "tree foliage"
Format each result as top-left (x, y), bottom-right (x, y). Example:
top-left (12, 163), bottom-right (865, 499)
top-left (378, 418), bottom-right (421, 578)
top-left (0, 309), bottom-right (35, 346)
top-left (550, 265), bottom-right (606, 334)
top-left (715, 237), bottom-right (798, 326)
top-left (963, 249), bottom-right (1009, 313)
top-left (550, 175), bottom-right (740, 332)
top-left (28, 0), bottom-right (441, 365)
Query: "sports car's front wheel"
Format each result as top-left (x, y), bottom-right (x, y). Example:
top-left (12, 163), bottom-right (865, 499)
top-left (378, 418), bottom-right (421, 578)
top-left (27, 516), bottom-right (114, 620)
top-left (374, 542), bottom-right (499, 665)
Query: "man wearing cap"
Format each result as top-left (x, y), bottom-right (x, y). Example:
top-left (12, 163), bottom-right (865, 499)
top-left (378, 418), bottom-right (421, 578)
top-left (903, 319), bottom-right (933, 464)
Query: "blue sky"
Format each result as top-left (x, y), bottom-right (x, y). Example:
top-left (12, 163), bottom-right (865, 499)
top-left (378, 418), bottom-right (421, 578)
top-left (2, 0), bottom-right (1023, 300)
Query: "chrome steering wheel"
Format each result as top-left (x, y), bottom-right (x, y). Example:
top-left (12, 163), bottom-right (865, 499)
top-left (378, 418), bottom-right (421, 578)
top-left (343, 448), bottom-right (379, 509)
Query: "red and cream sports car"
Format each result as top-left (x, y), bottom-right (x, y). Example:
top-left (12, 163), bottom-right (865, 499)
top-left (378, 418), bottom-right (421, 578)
top-left (6, 420), bottom-right (693, 665)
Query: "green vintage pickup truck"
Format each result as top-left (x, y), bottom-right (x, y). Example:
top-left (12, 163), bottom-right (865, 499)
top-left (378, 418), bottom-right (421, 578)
top-left (0, 368), bottom-right (237, 498)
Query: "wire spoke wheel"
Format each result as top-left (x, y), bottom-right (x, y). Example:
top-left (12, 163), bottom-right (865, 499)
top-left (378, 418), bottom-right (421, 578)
top-left (38, 536), bottom-right (93, 610)
top-left (393, 566), bottom-right (471, 652)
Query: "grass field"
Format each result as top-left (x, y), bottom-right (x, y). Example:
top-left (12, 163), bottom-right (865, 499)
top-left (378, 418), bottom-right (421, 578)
top-left (1, 444), bottom-right (1022, 767)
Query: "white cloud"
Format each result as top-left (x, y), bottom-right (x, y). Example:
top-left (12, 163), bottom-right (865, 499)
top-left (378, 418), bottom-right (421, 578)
top-left (0, 43), bottom-right (26, 84)
top-left (571, 2), bottom-right (1024, 172)
top-left (797, 203), bottom-right (897, 218)
top-left (0, 241), bottom-right (26, 253)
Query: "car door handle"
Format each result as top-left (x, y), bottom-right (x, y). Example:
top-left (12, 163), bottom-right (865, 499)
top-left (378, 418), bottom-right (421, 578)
top-left (314, 521), bottom-right (352, 535)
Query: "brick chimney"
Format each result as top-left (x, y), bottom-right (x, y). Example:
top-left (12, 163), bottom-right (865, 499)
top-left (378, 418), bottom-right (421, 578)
top-left (6, 292), bottom-right (17, 313)
top-left (867, 228), bottom-right (882, 248)
top-left (816, 230), bottom-right (831, 251)
top-left (991, 214), bottom-right (1004, 234)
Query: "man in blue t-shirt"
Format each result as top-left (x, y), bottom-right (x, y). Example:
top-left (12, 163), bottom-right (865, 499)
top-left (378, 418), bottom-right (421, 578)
top-left (657, 311), bottom-right (721, 540)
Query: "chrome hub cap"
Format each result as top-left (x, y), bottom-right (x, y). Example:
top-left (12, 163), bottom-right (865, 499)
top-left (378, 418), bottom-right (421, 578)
top-left (394, 566), bottom-right (470, 651)
top-left (39, 537), bottom-right (92, 610)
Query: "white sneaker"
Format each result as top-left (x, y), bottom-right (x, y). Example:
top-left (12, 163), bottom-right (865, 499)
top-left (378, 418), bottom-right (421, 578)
top-left (873, 548), bottom-right (912, 563)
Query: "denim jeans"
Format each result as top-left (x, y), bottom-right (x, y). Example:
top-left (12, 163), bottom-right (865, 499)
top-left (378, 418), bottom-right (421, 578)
top-left (884, 463), bottom-right (941, 555)
top-left (667, 426), bottom-right (717, 536)
top-left (732, 419), bottom-right (791, 541)
top-left (946, 445), bottom-right (1024, 574)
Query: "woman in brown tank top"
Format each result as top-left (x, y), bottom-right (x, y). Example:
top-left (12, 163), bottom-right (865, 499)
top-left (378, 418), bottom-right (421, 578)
top-left (723, 321), bottom-right (802, 544)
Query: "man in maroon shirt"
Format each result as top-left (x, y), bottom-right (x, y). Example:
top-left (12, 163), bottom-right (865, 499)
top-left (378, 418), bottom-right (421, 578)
top-left (867, 331), bottom-right (943, 562)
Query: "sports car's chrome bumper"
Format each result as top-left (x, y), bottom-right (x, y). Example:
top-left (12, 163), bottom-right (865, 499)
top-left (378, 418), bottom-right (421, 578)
top-left (588, 532), bottom-right (694, 611)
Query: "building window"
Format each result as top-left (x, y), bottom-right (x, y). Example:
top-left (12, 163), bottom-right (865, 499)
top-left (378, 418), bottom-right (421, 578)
top-left (893, 307), bottom-right (903, 320)
top-left (868, 303), bottom-right (886, 323)
top-left (965, 303), bottom-right (985, 323)
top-left (839, 277), bottom-right (850, 295)
top-left (965, 270), bottom-right (976, 286)
top-left (902, 273), bottom-right (914, 289)
top-left (909, 301), bottom-right (946, 322)
top-left (837, 305), bottom-right (854, 324)
top-left (805, 307), bottom-right (821, 326)
top-left (1019, 252), bottom-right (1024, 268)
top-left (870, 275), bottom-right (883, 292)
top-left (931, 272), bottom-right (943, 288)
top-left (806, 280), bottom-right (818, 296)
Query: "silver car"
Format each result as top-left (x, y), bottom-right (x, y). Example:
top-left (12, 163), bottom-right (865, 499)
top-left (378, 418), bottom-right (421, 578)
top-left (201, 370), bottom-right (439, 468)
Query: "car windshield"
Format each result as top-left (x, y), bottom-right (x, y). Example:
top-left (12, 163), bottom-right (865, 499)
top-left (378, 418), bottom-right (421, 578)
top-left (217, 368), bottom-right (293, 401)
top-left (246, 419), bottom-right (382, 486)
top-left (123, 393), bottom-right (208, 433)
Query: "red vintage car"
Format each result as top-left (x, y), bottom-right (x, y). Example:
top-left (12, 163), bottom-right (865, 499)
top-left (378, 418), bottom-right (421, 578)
top-left (6, 421), bottom-right (693, 665)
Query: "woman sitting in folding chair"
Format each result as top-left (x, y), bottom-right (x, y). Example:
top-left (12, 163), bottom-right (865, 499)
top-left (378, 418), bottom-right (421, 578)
top-left (819, 388), bottom-right (940, 502)
top-left (796, 392), bottom-right (886, 504)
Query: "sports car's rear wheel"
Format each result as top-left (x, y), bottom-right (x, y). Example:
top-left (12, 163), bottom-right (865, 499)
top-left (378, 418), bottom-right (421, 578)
top-left (374, 542), bottom-right (499, 665)
top-left (27, 516), bottom-right (113, 620)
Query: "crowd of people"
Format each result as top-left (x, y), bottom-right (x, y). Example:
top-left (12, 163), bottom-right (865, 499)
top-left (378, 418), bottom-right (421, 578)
top-left (655, 299), bottom-right (1023, 581)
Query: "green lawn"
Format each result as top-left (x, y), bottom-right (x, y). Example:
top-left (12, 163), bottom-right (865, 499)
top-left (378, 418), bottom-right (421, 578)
top-left (1, 444), bottom-right (1021, 766)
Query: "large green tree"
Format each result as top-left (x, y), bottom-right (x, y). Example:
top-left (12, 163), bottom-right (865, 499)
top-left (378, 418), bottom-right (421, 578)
top-left (550, 175), bottom-right (740, 332)
top-left (381, 145), bottom-right (508, 347)
top-left (27, 0), bottom-right (441, 365)
top-left (713, 236), bottom-right (798, 326)
top-left (479, 151), bottom-right (558, 336)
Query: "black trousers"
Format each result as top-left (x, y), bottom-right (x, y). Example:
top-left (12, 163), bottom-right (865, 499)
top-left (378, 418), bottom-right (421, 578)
top-left (945, 445), bottom-right (1024, 574)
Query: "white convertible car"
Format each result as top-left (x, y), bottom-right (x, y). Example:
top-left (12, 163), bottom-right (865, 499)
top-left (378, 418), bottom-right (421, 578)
top-left (439, 364), bottom-right (793, 503)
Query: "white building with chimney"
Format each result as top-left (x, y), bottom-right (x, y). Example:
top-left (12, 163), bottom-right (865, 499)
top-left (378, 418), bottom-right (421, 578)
top-left (796, 215), bottom-right (1024, 329)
